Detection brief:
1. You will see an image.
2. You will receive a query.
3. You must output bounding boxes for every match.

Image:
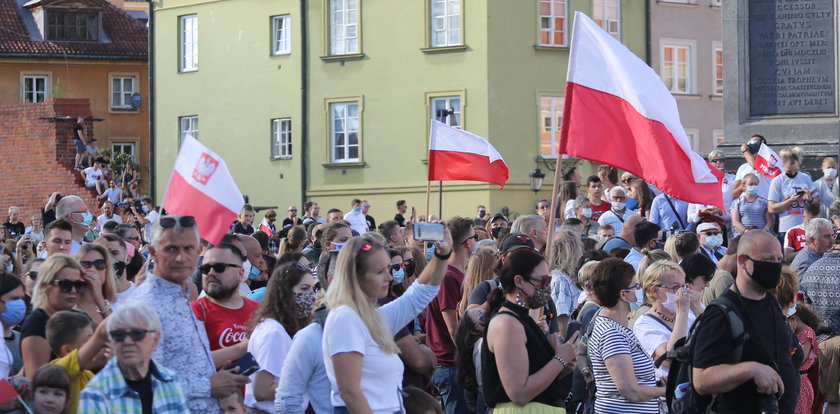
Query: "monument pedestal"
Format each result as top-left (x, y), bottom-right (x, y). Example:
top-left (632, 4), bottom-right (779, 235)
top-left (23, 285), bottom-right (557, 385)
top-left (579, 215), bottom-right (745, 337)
top-left (721, 0), bottom-right (838, 173)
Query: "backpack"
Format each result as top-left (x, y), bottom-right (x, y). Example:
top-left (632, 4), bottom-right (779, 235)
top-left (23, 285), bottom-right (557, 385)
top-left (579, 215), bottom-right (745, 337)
top-left (655, 295), bottom-right (748, 414)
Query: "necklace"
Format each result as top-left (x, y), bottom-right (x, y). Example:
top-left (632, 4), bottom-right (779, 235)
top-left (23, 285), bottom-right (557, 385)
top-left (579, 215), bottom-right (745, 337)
top-left (653, 308), bottom-right (675, 323)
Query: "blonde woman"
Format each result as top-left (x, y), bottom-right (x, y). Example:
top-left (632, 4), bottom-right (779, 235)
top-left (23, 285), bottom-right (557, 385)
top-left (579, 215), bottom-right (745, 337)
top-left (549, 230), bottom-right (584, 338)
top-left (458, 247), bottom-right (499, 317)
top-left (628, 250), bottom-right (672, 328)
top-left (323, 225), bottom-right (452, 414)
top-left (21, 254), bottom-right (86, 378)
top-left (73, 244), bottom-right (117, 326)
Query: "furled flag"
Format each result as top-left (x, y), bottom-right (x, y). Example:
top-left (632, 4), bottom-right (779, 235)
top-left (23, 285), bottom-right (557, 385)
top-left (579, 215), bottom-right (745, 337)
top-left (559, 12), bottom-right (724, 208)
top-left (162, 135), bottom-right (244, 245)
top-left (0, 379), bottom-right (18, 404)
top-left (753, 143), bottom-right (783, 178)
top-left (258, 217), bottom-right (273, 235)
top-left (427, 120), bottom-right (509, 187)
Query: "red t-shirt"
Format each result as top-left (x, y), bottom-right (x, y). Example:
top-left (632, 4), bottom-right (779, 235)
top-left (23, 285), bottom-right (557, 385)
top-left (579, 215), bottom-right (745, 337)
top-left (425, 265), bottom-right (464, 366)
top-left (785, 227), bottom-right (807, 252)
top-left (191, 296), bottom-right (260, 351)
top-left (590, 200), bottom-right (612, 221)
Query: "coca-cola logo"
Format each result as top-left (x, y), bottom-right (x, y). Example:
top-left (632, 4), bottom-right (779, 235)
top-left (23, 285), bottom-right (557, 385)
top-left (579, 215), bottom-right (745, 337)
top-left (219, 325), bottom-right (247, 348)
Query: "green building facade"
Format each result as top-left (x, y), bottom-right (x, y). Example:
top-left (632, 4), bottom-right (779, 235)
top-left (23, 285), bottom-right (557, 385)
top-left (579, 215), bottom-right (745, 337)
top-left (153, 0), bottom-right (646, 220)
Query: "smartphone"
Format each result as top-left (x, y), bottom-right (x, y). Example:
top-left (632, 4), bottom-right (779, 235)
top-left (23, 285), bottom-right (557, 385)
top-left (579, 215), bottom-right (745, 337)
top-left (414, 222), bottom-right (444, 242)
top-left (565, 320), bottom-right (582, 342)
top-left (231, 352), bottom-right (259, 376)
top-left (795, 190), bottom-right (806, 197)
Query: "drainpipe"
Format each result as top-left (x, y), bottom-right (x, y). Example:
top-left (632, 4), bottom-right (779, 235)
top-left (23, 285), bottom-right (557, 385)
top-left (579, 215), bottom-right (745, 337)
top-left (299, 0), bottom-right (308, 205)
top-left (148, 0), bottom-right (157, 199)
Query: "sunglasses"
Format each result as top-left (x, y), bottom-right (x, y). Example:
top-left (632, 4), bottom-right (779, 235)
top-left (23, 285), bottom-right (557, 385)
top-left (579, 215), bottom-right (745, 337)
top-left (80, 259), bottom-right (107, 270)
top-left (51, 280), bottom-right (87, 294)
top-left (710, 158), bottom-right (725, 163)
top-left (389, 263), bottom-right (405, 273)
top-left (199, 263), bottom-right (241, 274)
top-left (528, 274), bottom-right (551, 288)
top-left (25, 271), bottom-right (37, 280)
top-left (159, 216), bottom-right (196, 229)
top-left (463, 234), bottom-right (478, 244)
top-left (289, 209), bottom-right (297, 212)
top-left (110, 329), bottom-right (156, 343)
top-left (622, 283), bottom-right (641, 291)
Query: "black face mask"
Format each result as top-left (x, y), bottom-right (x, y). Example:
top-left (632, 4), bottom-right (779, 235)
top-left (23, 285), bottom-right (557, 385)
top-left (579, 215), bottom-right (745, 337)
top-left (747, 142), bottom-right (761, 154)
top-left (785, 172), bottom-right (797, 179)
top-left (404, 261), bottom-right (416, 277)
top-left (491, 227), bottom-right (505, 239)
top-left (745, 256), bottom-right (783, 290)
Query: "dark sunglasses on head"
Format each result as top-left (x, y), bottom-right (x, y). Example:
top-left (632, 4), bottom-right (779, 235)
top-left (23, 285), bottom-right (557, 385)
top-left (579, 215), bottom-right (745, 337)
top-left (199, 263), bottom-right (241, 274)
top-left (51, 280), bottom-right (87, 294)
top-left (159, 216), bottom-right (196, 229)
top-left (528, 274), bottom-right (551, 288)
top-left (80, 259), bottom-right (107, 270)
top-left (110, 329), bottom-right (155, 343)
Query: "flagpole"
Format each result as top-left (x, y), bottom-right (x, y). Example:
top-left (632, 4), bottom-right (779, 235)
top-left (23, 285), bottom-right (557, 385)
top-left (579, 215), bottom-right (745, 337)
top-left (545, 156), bottom-right (564, 269)
top-left (438, 181), bottom-right (443, 219)
top-left (425, 180), bottom-right (431, 222)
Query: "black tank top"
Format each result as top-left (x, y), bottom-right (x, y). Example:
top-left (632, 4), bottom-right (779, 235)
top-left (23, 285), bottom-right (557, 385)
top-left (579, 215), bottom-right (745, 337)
top-left (481, 300), bottom-right (566, 408)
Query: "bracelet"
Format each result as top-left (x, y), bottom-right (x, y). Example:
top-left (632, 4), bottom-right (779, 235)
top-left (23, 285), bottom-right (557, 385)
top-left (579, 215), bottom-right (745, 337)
top-left (553, 355), bottom-right (568, 367)
top-left (434, 249), bottom-right (452, 261)
top-left (741, 148), bottom-right (749, 153)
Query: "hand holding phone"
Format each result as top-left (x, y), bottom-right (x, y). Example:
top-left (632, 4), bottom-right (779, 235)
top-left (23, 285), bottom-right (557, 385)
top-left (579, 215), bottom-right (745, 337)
top-left (414, 222), bottom-right (444, 242)
top-left (230, 352), bottom-right (259, 376)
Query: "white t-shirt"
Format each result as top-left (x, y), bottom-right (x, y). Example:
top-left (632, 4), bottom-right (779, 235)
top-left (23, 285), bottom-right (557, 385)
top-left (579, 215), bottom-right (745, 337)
top-left (768, 172), bottom-right (818, 232)
top-left (564, 199), bottom-right (576, 219)
top-left (97, 214), bottom-right (123, 232)
top-left (735, 163), bottom-right (771, 199)
top-left (112, 282), bottom-right (136, 310)
top-left (0, 342), bottom-right (11, 379)
top-left (143, 210), bottom-right (159, 242)
top-left (246, 319), bottom-right (292, 412)
top-left (83, 167), bottom-right (103, 185)
top-left (632, 311), bottom-right (696, 379)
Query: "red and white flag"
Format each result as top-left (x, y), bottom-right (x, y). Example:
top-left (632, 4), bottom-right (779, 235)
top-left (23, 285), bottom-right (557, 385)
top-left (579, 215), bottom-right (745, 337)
top-left (559, 12), bottom-right (724, 208)
top-left (428, 120), bottom-right (509, 187)
top-left (258, 218), bottom-right (273, 235)
top-left (162, 135), bottom-right (244, 245)
top-left (753, 143), bottom-right (782, 178)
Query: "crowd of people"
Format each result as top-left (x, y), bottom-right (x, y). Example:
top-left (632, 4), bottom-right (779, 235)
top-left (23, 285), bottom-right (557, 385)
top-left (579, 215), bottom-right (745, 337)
top-left (0, 134), bottom-right (838, 413)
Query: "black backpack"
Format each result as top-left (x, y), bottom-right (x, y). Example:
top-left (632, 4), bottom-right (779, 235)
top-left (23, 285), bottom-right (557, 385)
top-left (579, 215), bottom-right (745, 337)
top-left (655, 295), bottom-right (748, 414)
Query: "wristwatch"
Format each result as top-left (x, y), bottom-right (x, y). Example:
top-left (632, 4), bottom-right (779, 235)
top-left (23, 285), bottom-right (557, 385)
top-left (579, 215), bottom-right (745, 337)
top-left (552, 355), bottom-right (568, 367)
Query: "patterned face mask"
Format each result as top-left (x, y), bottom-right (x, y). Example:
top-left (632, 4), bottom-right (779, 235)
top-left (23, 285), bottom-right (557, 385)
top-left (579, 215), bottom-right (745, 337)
top-left (294, 290), bottom-right (317, 318)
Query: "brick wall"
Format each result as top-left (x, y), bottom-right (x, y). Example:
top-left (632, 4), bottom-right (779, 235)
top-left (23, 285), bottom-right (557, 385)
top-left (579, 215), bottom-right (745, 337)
top-left (0, 99), bottom-right (102, 223)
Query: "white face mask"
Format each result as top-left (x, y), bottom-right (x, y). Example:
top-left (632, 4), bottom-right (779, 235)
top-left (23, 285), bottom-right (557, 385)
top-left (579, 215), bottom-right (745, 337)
top-left (703, 234), bottom-right (723, 249)
top-left (241, 259), bottom-right (252, 283)
top-left (824, 168), bottom-right (837, 180)
top-left (662, 292), bottom-right (677, 313)
top-left (581, 208), bottom-right (592, 218)
top-left (612, 202), bottom-right (626, 211)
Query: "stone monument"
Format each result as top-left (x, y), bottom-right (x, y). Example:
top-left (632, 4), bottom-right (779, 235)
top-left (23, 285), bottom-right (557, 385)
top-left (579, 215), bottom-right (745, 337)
top-left (721, 0), bottom-right (838, 172)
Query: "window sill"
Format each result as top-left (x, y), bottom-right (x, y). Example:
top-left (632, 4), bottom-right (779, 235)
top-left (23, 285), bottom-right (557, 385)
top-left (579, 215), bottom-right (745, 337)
top-left (656, 0), bottom-right (699, 6)
top-left (420, 45), bottom-right (468, 54)
top-left (322, 161), bottom-right (366, 169)
top-left (533, 45), bottom-right (569, 51)
top-left (179, 69), bottom-right (198, 74)
top-left (673, 93), bottom-right (702, 100)
top-left (271, 52), bottom-right (292, 57)
top-left (320, 53), bottom-right (365, 62)
top-left (108, 108), bottom-right (140, 114)
top-left (271, 156), bottom-right (293, 161)
top-left (710, 94), bottom-right (723, 101)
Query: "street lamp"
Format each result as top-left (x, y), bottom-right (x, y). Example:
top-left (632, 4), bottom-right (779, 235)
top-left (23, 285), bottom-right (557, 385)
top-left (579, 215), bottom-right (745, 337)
top-left (529, 168), bottom-right (545, 195)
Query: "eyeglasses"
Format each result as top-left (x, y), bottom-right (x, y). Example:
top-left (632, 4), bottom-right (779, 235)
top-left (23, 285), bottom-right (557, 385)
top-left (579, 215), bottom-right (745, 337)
top-left (80, 259), bottom-right (107, 270)
top-left (611, 196), bottom-right (627, 201)
top-left (110, 329), bottom-right (156, 343)
top-left (199, 263), bottom-right (241, 274)
top-left (25, 271), bottom-right (37, 280)
top-left (622, 283), bottom-right (641, 291)
top-left (702, 231), bottom-right (721, 236)
top-left (288, 209), bottom-right (297, 212)
top-left (710, 159), bottom-right (725, 163)
top-left (50, 280), bottom-right (87, 294)
top-left (159, 216), bottom-right (196, 229)
top-left (528, 274), bottom-right (551, 288)
top-left (656, 284), bottom-right (682, 293)
top-left (463, 235), bottom-right (478, 244)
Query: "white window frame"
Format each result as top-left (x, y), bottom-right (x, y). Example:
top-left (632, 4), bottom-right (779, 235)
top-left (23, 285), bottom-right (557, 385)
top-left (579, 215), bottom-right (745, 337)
top-left (329, 101), bottom-right (360, 163)
top-left (22, 75), bottom-right (49, 103)
top-left (272, 15), bottom-right (291, 55)
top-left (110, 76), bottom-right (136, 109)
top-left (593, 0), bottom-right (620, 40)
top-left (685, 128), bottom-right (700, 152)
top-left (713, 129), bottom-right (725, 147)
top-left (179, 116), bottom-right (198, 146)
top-left (430, 96), bottom-right (462, 129)
top-left (271, 118), bottom-right (292, 159)
top-left (537, 0), bottom-right (567, 47)
top-left (111, 141), bottom-right (137, 162)
top-left (712, 41), bottom-right (723, 96)
top-left (660, 39), bottom-right (696, 94)
top-left (711, 0), bottom-right (721, 6)
top-left (329, 0), bottom-right (359, 55)
top-left (179, 14), bottom-right (198, 72)
top-left (538, 95), bottom-right (563, 157)
top-left (430, 0), bottom-right (462, 48)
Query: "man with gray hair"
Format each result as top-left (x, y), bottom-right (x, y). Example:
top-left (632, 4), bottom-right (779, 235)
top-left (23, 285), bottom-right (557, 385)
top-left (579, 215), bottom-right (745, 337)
top-left (597, 186), bottom-right (633, 234)
top-left (55, 194), bottom-right (92, 254)
top-left (791, 217), bottom-right (834, 275)
top-left (129, 215), bottom-right (249, 413)
top-left (511, 214), bottom-right (548, 250)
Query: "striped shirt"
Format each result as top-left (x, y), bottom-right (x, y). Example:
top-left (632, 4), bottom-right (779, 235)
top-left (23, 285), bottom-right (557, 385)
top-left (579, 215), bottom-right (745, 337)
top-left (589, 315), bottom-right (658, 414)
top-left (78, 358), bottom-right (188, 414)
top-left (730, 195), bottom-right (768, 233)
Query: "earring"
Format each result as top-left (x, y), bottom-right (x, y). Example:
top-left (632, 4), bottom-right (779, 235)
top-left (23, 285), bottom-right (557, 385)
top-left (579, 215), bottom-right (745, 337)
top-left (515, 290), bottom-right (525, 307)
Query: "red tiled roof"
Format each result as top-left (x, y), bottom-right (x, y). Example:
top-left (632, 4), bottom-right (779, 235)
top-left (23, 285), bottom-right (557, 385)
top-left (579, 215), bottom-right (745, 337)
top-left (0, 0), bottom-right (147, 60)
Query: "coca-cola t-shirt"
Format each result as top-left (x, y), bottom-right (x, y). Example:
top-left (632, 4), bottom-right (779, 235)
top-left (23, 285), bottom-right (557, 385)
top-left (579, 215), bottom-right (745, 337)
top-left (589, 200), bottom-right (612, 221)
top-left (191, 296), bottom-right (260, 351)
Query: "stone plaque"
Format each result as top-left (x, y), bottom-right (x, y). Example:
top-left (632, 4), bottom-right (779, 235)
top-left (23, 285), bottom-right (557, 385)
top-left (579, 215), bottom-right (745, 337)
top-left (749, 0), bottom-right (835, 116)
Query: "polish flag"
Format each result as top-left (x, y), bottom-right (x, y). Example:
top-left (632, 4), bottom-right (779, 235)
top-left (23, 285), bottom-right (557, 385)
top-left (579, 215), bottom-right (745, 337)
top-left (559, 12), bottom-right (724, 208)
top-left (162, 135), bottom-right (244, 245)
top-left (258, 218), bottom-right (273, 235)
top-left (0, 379), bottom-right (18, 403)
top-left (428, 120), bottom-right (509, 187)
top-left (753, 143), bottom-right (783, 178)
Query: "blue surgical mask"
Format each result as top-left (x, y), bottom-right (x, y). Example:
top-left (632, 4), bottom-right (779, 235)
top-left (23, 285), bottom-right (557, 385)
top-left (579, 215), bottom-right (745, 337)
top-left (331, 242), bottom-right (345, 252)
top-left (630, 289), bottom-right (644, 311)
top-left (746, 185), bottom-right (759, 195)
top-left (80, 212), bottom-right (93, 227)
top-left (142, 205), bottom-right (150, 213)
top-left (0, 299), bottom-right (25, 326)
top-left (248, 263), bottom-right (261, 280)
top-left (391, 268), bottom-right (405, 285)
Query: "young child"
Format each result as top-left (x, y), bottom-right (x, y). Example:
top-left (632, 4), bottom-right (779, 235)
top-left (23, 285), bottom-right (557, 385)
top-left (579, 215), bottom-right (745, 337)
top-left (31, 364), bottom-right (71, 414)
top-left (220, 390), bottom-right (247, 414)
top-left (787, 303), bottom-right (820, 414)
top-left (784, 202), bottom-right (820, 262)
top-left (46, 311), bottom-right (109, 414)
